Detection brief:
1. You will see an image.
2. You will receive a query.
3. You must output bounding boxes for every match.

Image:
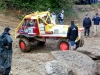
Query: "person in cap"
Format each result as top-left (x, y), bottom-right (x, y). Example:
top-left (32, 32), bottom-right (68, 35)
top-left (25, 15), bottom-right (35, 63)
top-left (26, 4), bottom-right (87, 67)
top-left (92, 13), bottom-right (100, 36)
top-left (0, 27), bottom-right (13, 75)
top-left (83, 14), bottom-right (92, 37)
top-left (67, 21), bottom-right (78, 50)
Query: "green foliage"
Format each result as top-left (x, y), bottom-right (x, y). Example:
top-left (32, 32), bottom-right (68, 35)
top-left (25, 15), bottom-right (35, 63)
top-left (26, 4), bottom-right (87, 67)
top-left (65, 9), bottom-right (78, 17)
top-left (16, 15), bottom-right (24, 20)
top-left (0, 0), bottom-right (6, 10)
top-left (92, 2), bottom-right (100, 7)
top-left (0, 0), bottom-right (76, 16)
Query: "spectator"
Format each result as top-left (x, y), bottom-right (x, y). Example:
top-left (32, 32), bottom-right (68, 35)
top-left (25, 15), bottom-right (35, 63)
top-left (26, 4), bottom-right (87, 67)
top-left (0, 27), bottom-right (13, 75)
top-left (51, 12), bottom-right (56, 24)
top-left (58, 10), bottom-right (64, 25)
top-left (47, 8), bottom-right (50, 12)
top-left (67, 21), bottom-right (78, 50)
top-left (90, 0), bottom-right (93, 4)
top-left (92, 13), bottom-right (100, 36)
top-left (83, 0), bottom-right (87, 5)
top-left (83, 14), bottom-right (92, 37)
top-left (90, 0), bottom-right (98, 4)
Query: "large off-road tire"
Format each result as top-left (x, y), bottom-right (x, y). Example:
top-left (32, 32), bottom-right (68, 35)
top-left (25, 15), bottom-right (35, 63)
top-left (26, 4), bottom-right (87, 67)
top-left (19, 38), bottom-right (32, 52)
top-left (76, 37), bottom-right (84, 49)
top-left (37, 41), bottom-right (45, 46)
top-left (57, 39), bottom-right (69, 51)
top-left (79, 37), bottom-right (84, 47)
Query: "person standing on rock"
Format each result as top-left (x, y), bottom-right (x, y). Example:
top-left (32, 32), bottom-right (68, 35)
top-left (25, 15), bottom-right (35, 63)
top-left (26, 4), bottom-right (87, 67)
top-left (67, 21), bottom-right (78, 50)
top-left (51, 12), bottom-right (56, 24)
top-left (0, 27), bottom-right (13, 75)
top-left (91, 0), bottom-right (98, 4)
top-left (83, 14), bottom-right (92, 37)
top-left (92, 13), bottom-right (100, 36)
top-left (58, 10), bottom-right (64, 25)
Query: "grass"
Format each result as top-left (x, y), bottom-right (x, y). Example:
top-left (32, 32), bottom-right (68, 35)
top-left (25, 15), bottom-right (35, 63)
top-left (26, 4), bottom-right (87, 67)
top-left (16, 15), bottom-right (24, 20)
top-left (92, 2), bottom-right (100, 7)
top-left (66, 10), bottom-right (78, 18)
top-left (4, 11), bottom-right (10, 16)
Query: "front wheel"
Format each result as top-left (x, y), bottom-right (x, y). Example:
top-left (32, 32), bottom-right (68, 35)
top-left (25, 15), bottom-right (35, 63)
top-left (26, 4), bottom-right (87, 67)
top-left (19, 38), bottom-right (32, 52)
top-left (57, 39), bottom-right (69, 51)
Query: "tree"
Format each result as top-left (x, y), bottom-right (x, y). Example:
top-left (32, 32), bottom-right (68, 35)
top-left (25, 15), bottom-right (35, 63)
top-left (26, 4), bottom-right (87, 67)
top-left (0, 0), bottom-right (75, 13)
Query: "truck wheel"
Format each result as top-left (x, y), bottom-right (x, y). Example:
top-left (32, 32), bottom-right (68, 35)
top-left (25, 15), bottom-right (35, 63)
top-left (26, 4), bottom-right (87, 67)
top-left (37, 41), bottom-right (45, 46)
top-left (57, 39), bottom-right (69, 51)
top-left (79, 37), bottom-right (84, 47)
top-left (19, 38), bottom-right (32, 52)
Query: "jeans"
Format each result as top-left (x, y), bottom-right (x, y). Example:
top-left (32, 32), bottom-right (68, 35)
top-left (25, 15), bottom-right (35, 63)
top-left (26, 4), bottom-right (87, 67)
top-left (70, 41), bottom-right (76, 46)
top-left (90, 0), bottom-right (98, 4)
top-left (84, 27), bottom-right (90, 36)
top-left (59, 20), bottom-right (64, 25)
top-left (0, 48), bottom-right (12, 75)
top-left (69, 41), bottom-right (76, 50)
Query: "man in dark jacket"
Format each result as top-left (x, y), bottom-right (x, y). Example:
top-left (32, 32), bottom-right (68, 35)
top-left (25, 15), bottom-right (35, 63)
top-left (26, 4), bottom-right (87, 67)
top-left (0, 27), bottom-right (13, 75)
top-left (67, 21), bottom-right (78, 50)
top-left (58, 10), bottom-right (64, 25)
top-left (90, 0), bottom-right (98, 4)
top-left (92, 13), bottom-right (100, 36)
top-left (83, 14), bottom-right (91, 37)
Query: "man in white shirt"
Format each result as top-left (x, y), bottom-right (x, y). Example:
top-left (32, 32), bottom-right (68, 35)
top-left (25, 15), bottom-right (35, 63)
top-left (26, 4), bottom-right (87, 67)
top-left (51, 12), bottom-right (56, 24)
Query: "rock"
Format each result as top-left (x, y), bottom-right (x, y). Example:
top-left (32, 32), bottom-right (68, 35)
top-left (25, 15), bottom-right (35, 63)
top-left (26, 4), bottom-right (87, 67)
top-left (51, 51), bottom-right (97, 75)
top-left (77, 49), bottom-right (100, 60)
top-left (45, 60), bottom-right (76, 75)
top-left (96, 60), bottom-right (100, 75)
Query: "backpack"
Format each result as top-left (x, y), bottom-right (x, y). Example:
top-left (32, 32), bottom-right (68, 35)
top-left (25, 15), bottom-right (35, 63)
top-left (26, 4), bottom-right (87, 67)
top-left (0, 34), bottom-right (5, 48)
top-left (58, 13), bottom-right (61, 21)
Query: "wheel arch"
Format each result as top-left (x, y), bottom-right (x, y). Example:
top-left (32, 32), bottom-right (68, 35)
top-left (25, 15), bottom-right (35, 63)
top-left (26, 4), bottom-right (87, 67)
top-left (16, 34), bottom-right (30, 40)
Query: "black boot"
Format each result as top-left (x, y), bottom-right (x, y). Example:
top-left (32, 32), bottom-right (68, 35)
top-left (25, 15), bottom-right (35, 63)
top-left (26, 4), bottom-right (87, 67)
top-left (0, 68), bottom-right (4, 75)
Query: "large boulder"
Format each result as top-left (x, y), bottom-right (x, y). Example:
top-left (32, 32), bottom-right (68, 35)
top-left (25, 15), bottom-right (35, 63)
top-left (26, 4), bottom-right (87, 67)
top-left (77, 49), bottom-right (100, 60)
top-left (96, 60), bottom-right (100, 75)
top-left (45, 60), bottom-right (76, 75)
top-left (45, 51), bottom-right (97, 75)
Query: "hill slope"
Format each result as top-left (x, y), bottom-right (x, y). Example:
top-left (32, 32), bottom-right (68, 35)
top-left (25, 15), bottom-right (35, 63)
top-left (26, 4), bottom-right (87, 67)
top-left (0, 5), bottom-right (100, 75)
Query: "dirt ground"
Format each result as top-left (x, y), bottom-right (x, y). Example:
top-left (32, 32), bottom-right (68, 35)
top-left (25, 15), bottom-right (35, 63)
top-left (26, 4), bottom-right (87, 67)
top-left (0, 6), bottom-right (100, 75)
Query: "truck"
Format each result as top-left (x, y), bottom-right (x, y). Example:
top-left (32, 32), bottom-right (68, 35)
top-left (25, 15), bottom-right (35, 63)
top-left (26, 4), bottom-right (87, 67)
top-left (14, 11), bottom-right (84, 52)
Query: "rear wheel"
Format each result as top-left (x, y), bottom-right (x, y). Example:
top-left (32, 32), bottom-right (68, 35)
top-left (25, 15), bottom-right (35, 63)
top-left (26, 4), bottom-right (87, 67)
top-left (19, 38), bottom-right (32, 52)
top-left (57, 39), bottom-right (69, 51)
top-left (76, 37), bottom-right (84, 49)
top-left (79, 37), bottom-right (84, 47)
